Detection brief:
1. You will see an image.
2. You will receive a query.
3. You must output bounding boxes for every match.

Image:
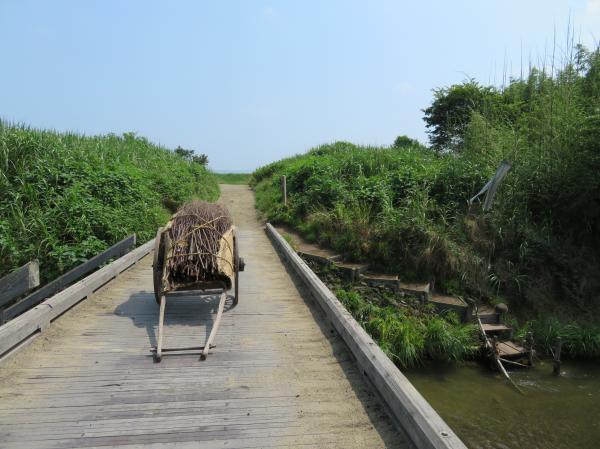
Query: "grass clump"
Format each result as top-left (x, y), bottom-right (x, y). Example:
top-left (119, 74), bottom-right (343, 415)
top-left (514, 319), bottom-right (600, 359)
top-left (0, 123), bottom-right (219, 282)
top-left (336, 287), bottom-right (477, 368)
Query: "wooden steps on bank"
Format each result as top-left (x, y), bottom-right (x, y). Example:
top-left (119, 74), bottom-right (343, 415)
top-left (276, 225), bottom-right (532, 388)
top-left (475, 305), bottom-right (528, 361)
top-left (275, 226), bottom-right (471, 322)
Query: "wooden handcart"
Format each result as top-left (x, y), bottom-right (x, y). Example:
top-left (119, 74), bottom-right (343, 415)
top-left (151, 217), bottom-right (245, 362)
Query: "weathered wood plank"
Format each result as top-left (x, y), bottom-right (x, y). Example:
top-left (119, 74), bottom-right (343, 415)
top-left (0, 261), bottom-right (40, 307)
top-left (266, 222), bottom-right (467, 449)
top-left (3, 235), bottom-right (136, 321)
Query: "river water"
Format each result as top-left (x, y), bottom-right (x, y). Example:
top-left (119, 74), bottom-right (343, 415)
top-left (406, 359), bottom-right (600, 449)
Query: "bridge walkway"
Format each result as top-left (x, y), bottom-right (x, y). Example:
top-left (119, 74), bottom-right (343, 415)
top-left (0, 184), bottom-right (407, 449)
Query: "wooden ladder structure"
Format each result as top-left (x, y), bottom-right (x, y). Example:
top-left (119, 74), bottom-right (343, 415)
top-left (475, 305), bottom-right (531, 392)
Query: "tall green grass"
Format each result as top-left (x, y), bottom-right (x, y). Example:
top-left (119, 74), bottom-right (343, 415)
top-left (252, 141), bottom-right (490, 290)
top-left (336, 288), bottom-right (477, 368)
top-left (0, 123), bottom-right (219, 282)
top-left (252, 44), bottom-right (600, 355)
top-left (514, 319), bottom-right (600, 359)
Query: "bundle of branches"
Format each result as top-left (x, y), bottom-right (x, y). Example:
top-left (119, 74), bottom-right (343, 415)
top-left (165, 200), bottom-right (233, 287)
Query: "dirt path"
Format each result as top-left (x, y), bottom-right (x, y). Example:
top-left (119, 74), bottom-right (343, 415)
top-left (0, 184), bottom-right (406, 448)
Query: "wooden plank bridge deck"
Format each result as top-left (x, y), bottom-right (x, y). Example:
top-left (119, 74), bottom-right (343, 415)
top-left (0, 185), bottom-right (407, 449)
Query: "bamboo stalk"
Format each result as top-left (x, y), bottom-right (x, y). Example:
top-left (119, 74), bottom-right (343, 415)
top-left (475, 310), bottom-right (525, 394)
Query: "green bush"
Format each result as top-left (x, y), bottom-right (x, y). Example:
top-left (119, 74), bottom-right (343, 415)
top-left (0, 123), bottom-right (219, 282)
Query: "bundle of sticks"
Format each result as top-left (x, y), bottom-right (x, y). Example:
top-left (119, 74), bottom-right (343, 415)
top-left (165, 200), bottom-right (233, 287)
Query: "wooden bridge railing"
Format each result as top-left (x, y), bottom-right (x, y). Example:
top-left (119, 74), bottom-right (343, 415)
top-left (0, 237), bottom-right (154, 358)
top-left (0, 235), bottom-right (136, 324)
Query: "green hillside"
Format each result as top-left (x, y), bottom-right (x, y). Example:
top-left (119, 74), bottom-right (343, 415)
top-left (252, 45), bottom-right (600, 362)
top-left (0, 123), bottom-right (219, 282)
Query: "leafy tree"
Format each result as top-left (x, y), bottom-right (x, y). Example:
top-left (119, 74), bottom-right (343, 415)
top-left (175, 146), bottom-right (208, 166)
top-left (423, 81), bottom-right (503, 153)
top-left (392, 135), bottom-right (421, 149)
top-left (174, 146), bottom-right (194, 160)
top-left (192, 154), bottom-right (209, 166)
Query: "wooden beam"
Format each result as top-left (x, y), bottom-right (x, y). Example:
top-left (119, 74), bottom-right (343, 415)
top-left (0, 261), bottom-right (40, 308)
top-left (265, 223), bottom-right (467, 449)
top-left (0, 238), bottom-right (154, 358)
top-left (3, 235), bottom-right (136, 322)
top-left (281, 175), bottom-right (287, 206)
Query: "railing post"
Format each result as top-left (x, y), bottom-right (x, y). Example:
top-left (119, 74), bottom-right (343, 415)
top-left (553, 336), bottom-right (562, 376)
top-left (526, 331), bottom-right (534, 366)
top-left (0, 260), bottom-right (40, 315)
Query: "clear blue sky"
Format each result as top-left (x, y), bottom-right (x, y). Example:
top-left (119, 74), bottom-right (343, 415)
top-left (1, 1), bottom-right (598, 171)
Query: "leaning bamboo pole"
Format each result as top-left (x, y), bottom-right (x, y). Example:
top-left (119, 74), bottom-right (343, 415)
top-left (475, 309), bottom-right (524, 394)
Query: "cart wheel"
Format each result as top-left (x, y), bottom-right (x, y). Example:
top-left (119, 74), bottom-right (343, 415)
top-left (153, 228), bottom-right (165, 304)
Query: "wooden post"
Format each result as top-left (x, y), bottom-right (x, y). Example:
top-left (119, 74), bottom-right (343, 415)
top-left (553, 336), bottom-right (562, 376)
top-left (526, 331), bottom-right (534, 366)
top-left (281, 175), bottom-right (287, 206)
top-left (0, 261), bottom-right (40, 308)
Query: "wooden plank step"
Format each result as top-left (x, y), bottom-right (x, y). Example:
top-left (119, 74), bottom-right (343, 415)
top-left (482, 323), bottom-right (511, 333)
top-left (429, 294), bottom-right (469, 322)
top-left (298, 250), bottom-right (342, 265)
top-left (429, 293), bottom-right (466, 307)
top-left (334, 262), bottom-right (369, 282)
top-left (361, 272), bottom-right (400, 291)
top-left (335, 262), bottom-right (369, 273)
top-left (497, 340), bottom-right (526, 358)
top-left (398, 282), bottom-right (430, 300)
top-left (473, 305), bottom-right (501, 324)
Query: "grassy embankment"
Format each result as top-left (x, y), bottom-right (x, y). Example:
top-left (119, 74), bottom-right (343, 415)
top-left (251, 45), bottom-right (600, 365)
top-left (214, 173), bottom-right (251, 185)
top-left (0, 123), bottom-right (219, 283)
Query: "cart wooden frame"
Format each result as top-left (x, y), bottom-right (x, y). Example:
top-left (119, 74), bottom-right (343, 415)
top-left (151, 226), bottom-right (245, 362)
